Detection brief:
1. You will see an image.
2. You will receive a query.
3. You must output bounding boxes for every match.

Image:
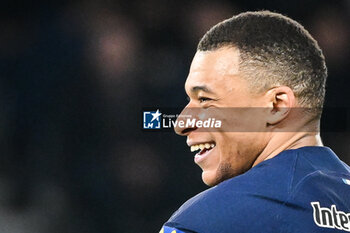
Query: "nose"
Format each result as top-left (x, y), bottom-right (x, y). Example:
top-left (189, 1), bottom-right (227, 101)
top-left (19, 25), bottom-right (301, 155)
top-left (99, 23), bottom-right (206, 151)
top-left (174, 105), bottom-right (198, 136)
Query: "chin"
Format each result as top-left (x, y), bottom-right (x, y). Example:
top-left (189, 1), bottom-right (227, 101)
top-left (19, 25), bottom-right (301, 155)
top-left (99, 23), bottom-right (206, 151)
top-left (201, 170), bottom-right (221, 186)
top-left (202, 165), bottom-right (238, 186)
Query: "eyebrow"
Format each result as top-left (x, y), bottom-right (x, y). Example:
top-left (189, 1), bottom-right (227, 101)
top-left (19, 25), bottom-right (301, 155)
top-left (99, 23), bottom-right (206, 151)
top-left (191, 85), bottom-right (214, 94)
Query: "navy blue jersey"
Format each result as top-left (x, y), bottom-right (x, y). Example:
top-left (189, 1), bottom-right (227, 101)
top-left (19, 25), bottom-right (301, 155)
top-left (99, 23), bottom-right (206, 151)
top-left (160, 146), bottom-right (350, 233)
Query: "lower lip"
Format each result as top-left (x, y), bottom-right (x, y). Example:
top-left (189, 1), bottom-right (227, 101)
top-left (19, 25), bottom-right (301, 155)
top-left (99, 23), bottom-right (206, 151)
top-left (194, 147), bottom-right (215, 164)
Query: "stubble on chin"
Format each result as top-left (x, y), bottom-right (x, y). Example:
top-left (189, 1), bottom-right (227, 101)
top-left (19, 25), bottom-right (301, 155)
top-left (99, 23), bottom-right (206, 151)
top-left (212, 162), bottom-right (236, 186)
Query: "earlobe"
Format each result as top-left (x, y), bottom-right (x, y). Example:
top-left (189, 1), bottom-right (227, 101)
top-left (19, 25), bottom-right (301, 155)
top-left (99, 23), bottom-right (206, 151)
top-left (266, 86), bottom-right (295, 125)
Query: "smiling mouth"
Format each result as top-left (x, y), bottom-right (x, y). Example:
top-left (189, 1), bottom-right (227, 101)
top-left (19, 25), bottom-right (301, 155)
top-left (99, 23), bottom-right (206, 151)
top-left (190, 142), bottom-right (216, 163)
top-left (190, 143), bottom-right (215, 153)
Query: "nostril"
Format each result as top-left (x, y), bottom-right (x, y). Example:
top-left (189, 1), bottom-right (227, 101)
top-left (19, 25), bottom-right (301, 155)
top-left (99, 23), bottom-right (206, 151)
top-left (182, 128), bottom-right (195, 135)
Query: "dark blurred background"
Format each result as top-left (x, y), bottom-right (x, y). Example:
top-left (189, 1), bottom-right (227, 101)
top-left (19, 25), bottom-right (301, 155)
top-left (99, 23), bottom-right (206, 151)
top-left (0, 0), bottom-right (349, 232)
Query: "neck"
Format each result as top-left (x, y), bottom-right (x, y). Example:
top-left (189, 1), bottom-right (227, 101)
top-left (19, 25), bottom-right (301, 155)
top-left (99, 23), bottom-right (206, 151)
top-left (252, 129), bottom-right (323, 167)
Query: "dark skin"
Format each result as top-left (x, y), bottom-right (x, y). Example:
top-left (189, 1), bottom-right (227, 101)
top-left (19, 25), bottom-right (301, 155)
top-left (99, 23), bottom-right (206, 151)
top-left (175, 47), bottom-right (322, 186)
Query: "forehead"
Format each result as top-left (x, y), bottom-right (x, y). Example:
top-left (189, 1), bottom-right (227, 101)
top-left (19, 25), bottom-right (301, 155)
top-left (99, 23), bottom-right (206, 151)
top-left (185, 47), bottom-right (241, 92)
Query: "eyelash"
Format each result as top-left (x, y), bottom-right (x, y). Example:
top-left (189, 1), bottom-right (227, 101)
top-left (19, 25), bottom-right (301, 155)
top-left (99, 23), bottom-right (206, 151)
top-left (198, 97), bottom-right (212, 103)
top-left (186, 96), bottom-right (213, 103)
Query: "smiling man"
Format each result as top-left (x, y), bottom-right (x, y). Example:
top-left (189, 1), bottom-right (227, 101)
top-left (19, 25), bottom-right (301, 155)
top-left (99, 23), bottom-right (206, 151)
top-left (159, 11), bottom-right (350, 233)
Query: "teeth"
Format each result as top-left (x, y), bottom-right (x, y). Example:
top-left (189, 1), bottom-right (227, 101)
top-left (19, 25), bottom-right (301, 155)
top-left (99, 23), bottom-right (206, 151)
top-left (190, 143), bottom-right (215, 153)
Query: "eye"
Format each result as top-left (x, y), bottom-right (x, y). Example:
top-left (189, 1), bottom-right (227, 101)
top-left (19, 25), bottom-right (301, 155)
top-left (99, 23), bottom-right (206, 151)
top-left (198, 97), bottom-right (212, 103)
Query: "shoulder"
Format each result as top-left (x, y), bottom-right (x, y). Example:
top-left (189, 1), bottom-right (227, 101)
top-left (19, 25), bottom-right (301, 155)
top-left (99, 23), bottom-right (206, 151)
top-left (287, 147), bottom-right (350, 206)
top-left (165, 154), bottom-right (297, 233)
top-left (288, 146), bottom-right (350, 194)
top-left (164, 147), bottom-right (350, 233)
top-left (279, 147), bottom-right (350, 232)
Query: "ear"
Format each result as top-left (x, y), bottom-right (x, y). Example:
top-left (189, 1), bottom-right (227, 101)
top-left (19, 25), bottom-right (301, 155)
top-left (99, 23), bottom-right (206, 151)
top-left (265, 86), bottom-right (296, 125)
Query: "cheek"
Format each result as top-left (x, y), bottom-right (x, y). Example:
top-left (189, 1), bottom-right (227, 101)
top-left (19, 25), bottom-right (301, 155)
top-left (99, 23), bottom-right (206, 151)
top-left (218, 108), bottom-right (267, 132)
top-left (202, 133), bottom-right (260, 185)
top-left (208, 134), bottom-right (238, 173)
top-left (201, 147), bottom-right (221, 170)
top-left (218, 133), bottom-right (264, 171)
top-left (203, 132), bottom-right (267, 183)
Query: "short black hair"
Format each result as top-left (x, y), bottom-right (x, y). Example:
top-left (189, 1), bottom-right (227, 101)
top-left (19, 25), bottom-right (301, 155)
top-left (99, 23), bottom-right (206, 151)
top-left (198, 11), bottom-right (327, 115)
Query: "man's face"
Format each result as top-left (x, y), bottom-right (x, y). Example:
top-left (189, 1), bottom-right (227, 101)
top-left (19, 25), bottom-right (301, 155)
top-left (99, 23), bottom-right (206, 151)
top-left (175, 47), bottom-right (270, 186)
